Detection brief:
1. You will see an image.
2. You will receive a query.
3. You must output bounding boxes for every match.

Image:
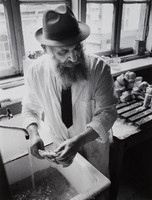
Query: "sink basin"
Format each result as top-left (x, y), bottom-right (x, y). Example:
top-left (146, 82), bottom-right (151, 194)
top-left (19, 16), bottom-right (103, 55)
top-left (11, 164), bottom-right (78, 200)
top-left (6, 144), bottom-right (110, 200)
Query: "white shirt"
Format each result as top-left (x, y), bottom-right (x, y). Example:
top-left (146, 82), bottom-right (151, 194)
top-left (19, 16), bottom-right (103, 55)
top-left (22, 53), bottom-right (118, 175)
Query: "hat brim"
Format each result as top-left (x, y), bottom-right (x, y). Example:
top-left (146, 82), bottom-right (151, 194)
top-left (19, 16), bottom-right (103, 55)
top-left (35, 22), bottom-right (90, 46)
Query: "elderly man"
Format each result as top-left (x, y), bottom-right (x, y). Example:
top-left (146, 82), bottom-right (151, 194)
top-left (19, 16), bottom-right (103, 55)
top-left (22, 4), bottom-right (118, 179)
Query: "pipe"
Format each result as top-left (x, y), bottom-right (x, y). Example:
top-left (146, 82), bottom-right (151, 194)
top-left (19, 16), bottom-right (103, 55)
top-left (0, 108), bottom-right (29, 139)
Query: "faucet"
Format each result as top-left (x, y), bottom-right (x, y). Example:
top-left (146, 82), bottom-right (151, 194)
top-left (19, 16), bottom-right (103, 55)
top-left (0, 108), bottom-right (29, 140)
top-left (0, 108), bottom-right (13, 120)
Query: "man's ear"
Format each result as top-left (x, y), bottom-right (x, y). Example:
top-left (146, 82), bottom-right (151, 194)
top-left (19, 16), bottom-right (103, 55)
top-left (41, 44), bottom-right (47, 52)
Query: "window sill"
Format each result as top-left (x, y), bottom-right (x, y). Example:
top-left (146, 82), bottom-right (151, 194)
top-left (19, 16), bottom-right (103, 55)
top-left (111, 56), bottom-right (152, 77)
top-left (0, 76), bottom-right (24, 90)
top-left (0, 85), bottom-right (25, 110)
top-left (0, 76), bottom-right (24, 109)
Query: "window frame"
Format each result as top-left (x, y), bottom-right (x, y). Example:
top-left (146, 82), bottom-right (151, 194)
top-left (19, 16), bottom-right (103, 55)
top-left (0, 0), bottom-right (23, 78)
top-left (82, 0), bottom-right (151, 57)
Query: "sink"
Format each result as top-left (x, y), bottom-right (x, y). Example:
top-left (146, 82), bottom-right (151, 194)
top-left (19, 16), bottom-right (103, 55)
top-left (6, 144), bottom-right (110, 200)
top-left (0, 114), bottom-right (110, 199)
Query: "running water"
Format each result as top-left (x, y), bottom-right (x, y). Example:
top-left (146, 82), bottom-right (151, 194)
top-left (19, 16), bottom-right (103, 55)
top-left (27, 141), bottom-right (36, 190)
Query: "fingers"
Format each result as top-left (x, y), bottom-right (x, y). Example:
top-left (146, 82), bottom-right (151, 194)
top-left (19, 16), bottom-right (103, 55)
top-left (56, 150), bottom-right (75, 167)
top-left (56, 155), bottom-right (71, 164)
top-left (54, 143), bottom-right (65, 154)
top-left (38, 150), bottom-right (60, 165)
top-left (58, 157), bottom-right (74, 168)
top-left (45, 157), bottom-right (58, 164)
top-left (38, 149), bottom-right (58, 158)
top-left (30, 146), bottom-right (44, 159)
top-left (30, 136), bottom-right (45, 159)
top-left (54, 142), bottom-right (76, 167)
top-left (55, 143), bottom-right (70, 158)
top-left (38, 149), bottom-right (74, 167)
top-left (38, 149), bottom-right (47, 158)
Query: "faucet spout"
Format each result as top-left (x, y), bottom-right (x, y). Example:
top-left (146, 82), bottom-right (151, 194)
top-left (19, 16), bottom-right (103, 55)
top-left (0, 108), bottom-right (29, 140)
top-left (0, 125), bottom-right (29, 140)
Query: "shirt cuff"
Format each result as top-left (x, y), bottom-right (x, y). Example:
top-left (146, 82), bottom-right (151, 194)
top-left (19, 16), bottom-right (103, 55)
top-left (23, 117), bottom-right (40, 129)
top-left (86, 120), bottom-right (108, 143)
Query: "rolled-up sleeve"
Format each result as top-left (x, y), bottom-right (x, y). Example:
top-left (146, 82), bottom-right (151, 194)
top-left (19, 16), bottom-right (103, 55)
top-left (22, 66), bottom-right (43, 129)
top-left (87, 59), bottom-right (118, 142)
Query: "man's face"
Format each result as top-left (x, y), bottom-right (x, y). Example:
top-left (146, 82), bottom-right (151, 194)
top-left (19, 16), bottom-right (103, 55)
top-left (46, 43), bottom-right (88, 87)
top-left (48, 43), bottom-right (82, 66)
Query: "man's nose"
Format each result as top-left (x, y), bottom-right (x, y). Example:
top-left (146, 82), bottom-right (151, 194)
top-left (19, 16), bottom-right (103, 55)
top-left (68, 51), bottom-right (77, 62)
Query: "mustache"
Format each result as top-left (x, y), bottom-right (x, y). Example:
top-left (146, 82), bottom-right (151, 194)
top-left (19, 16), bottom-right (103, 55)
top-left (61, 57), bottom-right (84, 68)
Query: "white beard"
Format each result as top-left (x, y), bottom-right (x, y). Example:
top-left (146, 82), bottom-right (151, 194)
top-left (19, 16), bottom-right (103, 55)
top-left (56, 53), bottom-right (88, 89)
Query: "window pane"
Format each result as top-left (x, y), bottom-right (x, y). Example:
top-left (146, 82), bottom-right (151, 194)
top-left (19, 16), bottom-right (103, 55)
top-left (20, 3), bottom-right (65, 58)
top-left (0, 4), bottom-right (15, 78)
top-left (120, 3), bottom-right (147, 48)
top-left (86, 3), bottom-right (114, 53)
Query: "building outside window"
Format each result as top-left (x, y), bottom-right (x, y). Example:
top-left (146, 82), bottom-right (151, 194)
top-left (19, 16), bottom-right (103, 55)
top-left (86, 3), bottom-right (113, 53)
top-left (120, 3), bottom-right (147, 49)
top-left (0, 4), bottom-right (15, 77)
top-left (85, 0), bottom-right (151, 56)
top-left (20, 3), bottom-right (63, 59)
top-left (0, 0), bottom-right (70, 79)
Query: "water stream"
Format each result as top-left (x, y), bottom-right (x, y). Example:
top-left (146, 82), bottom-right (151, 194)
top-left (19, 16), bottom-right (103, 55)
top-left (27, 140), bottom-right (36, 191)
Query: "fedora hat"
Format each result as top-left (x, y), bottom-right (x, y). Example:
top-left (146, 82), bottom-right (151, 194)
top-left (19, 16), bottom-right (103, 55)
top-left (35, 5), bottom-right (90, 46)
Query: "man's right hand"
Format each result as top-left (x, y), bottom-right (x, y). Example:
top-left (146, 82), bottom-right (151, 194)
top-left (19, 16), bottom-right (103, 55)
top-left (30, 134), bottom-right (45, 159)
top-left (27, 123), bottom-right (44, 159)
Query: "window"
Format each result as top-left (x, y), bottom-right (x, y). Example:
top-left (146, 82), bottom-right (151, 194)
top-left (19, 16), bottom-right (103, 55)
top-left (0, 0), bottom-right (70, 79)
top-left (86, 3), bottom-right (113, 53)
top-left (85, 0), bottom-right (151, 56)
top-left (0, 4), bottom-right (16, 78)
top-left (120, 3), bottom-right (147, 48)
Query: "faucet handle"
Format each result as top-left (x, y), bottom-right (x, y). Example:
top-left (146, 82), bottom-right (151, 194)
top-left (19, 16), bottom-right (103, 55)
top-left (6, 108), bottom-right (13, 119)
top-left (0, 108), bottom-right (13, 121)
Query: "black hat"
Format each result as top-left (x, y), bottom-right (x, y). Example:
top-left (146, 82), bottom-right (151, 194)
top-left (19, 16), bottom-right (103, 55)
top-left (35, 5), bottom-right (90, 46)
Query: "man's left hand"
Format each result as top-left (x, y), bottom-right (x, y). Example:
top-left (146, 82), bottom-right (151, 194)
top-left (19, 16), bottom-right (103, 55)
top-left (54, 137), bottom-right (80, 167)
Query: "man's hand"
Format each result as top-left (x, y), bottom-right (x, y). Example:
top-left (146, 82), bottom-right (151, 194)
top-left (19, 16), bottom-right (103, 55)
top-left (54, 127), bottom-right (99, 167)
top-left (30, 135), bottom-right (45, 159)
top-left (27, 123), bottom-right (44, 159)
top-left (54, 137), bottom-right (80, 167)
top-left (38, 149), bottom-right (60, 167)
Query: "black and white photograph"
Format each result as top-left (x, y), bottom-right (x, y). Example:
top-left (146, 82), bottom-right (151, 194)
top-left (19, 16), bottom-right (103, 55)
top-left (0, 0), bottom-right (152, 200)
